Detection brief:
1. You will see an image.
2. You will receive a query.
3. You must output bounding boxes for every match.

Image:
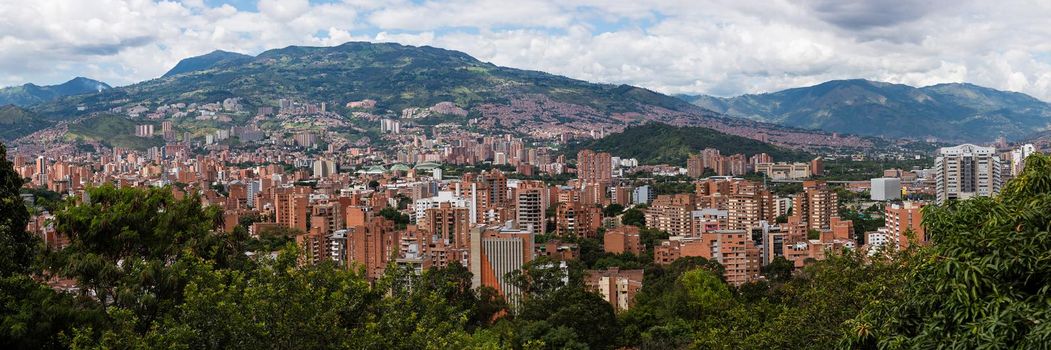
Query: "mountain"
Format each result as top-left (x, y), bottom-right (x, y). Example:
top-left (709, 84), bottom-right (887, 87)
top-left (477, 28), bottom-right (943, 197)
top-left (24, 42), bottom-right (870, 151)
top-left (0, 77), bottom-right (111, 106)
top-left (0, 105), bottom-right (49, 140)
top-left (162, 50), bottom-right (253, 77)
top-left (566, 123), bottom-right (810, 165)
top-left (683, 79), bottom-right (1051, 142)
top-left (51, 42), bottom-right (706, 118)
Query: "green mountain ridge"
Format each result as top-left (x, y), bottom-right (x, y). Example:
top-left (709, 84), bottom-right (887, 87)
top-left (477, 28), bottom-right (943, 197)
top-left (683, 79), bottom-right (1051, 142)
top-left (36, 42), bottom-right (708, 118)
top-left (566, 123), bottom-right (810, 165)
top-left (0, 77), bottom-right (111, 107)
top-left (14, 42), bottom-right (863, 150)
top-left (162, 50), bottom-right (253, 78)
top-left (0, 105), bottom-right (49, 141)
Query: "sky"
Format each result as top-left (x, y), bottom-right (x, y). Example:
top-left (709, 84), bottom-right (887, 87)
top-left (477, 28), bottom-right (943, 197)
top-left (2, 0), bottom-right (1051, 99)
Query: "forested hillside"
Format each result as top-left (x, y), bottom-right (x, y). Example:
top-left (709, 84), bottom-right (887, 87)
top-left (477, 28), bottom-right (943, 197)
top-left (565, 123), bottom-right (811, 165)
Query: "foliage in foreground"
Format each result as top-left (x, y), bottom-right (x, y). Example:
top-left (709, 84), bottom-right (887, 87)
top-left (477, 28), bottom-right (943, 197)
top-left (843, 153), bottom-right (1051, 348)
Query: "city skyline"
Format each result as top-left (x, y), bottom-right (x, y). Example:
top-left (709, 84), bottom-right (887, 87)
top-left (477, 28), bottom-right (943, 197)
top-left (2, 2), bottom-right (1050, 348)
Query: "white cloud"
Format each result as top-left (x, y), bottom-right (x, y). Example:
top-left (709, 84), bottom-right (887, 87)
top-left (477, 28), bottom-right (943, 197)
top-left (258, 0), bottom-right (310, 21)
top-left (1, 0), bottom-right (1051, 102)
top-left (367, 0), bottom-right (571, 30)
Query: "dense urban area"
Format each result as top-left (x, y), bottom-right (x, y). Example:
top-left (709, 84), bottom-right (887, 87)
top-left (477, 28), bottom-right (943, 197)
top-left (2, 90), bottom-right (1050, 349)
top-left (2, 2), bottom-right (1051, 344)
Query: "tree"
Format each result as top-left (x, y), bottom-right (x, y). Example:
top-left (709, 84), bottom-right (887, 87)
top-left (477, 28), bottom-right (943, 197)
top-left (743, 250), bottom-right (904, 349)
top-left (378, 207), bottom-right (410, 229)
top-left (621, 208), bottom-right (645, 227)
top-left (416, 262), bottom-right (507, 328)
top-left (20, 187), bottom-right (63, 213)
top-left (573, 236), bottom-right (605, 268)
top-left (0, 143), bottom-right (36, 277)
top-left (47, 185), bottom-right (244, 332)
top-left (1, 144), bottom-right (103, 349)
top-left (839, 207), bottom-right (884, 245)
top-left (362, 263), bottom-right (473, 349)
top-left (638, 227), bottom-right (669, 254)
top-left (506, 257), bottom-right (570, 300)
top-left (679, 269), bottom-right (732, 312)
top-left (763, 256), bottom-right (794, 283)
top-left (245, 225), bottom-right (300, 253)
top-left (602, 203), bottom-right (624, 218)
top-left (617, 258), bottom-right (738, 348)
top-left (75, 249), bottom-right (376, 350)
top-left (843, 153), bottom-right (1051, 348)
top-left (517, 287), bottom-right (620, 349)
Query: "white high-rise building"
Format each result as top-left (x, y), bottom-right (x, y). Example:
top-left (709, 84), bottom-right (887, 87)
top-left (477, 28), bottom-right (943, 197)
top-left (1009, 144), bottom-right (1037, 177)
top-left (870, 178), bottom-right (902, 201)
top-left (934, 144), bottom-right (1001, 204)
top-left (866, 230), bottom-right (891, 256)
top-left (35, 156), bottom-right (47, 185)
top-left (246, 180), bottom-right (262, 208)
top-left (470, 224), bottom-right (534, 308)
top-left (380, 119), bottom-right (401, 134)
top-left (633, 185), bottom-right (653, 205)
top-left (312, 159), bottom-right (337, 178)
top-left (413, 191), bottom-right (469, 222)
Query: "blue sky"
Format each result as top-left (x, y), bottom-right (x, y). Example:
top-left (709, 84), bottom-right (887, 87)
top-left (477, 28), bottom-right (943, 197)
top-left (202, 0), bottom-right (255, 10)
top-left (2, 0), bottom-right (1051, 100)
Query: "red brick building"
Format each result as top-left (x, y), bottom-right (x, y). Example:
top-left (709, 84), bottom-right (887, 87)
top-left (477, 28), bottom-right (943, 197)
top-left (604, 225), bottom-right (643, 255)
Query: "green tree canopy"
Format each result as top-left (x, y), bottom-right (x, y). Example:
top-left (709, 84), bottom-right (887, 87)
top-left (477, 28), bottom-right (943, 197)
top-left (844, 153), bottom-right (1051, 348)
top-left (0, 143), bottom-right (36, 276)
top-left (516, 287), bottom-right (620, 349)
top-left (45, 185), bottom-right (250, 336)
top-left (621, 208), bottom-right (645, 227)
top-left (1, 144), bottom-right (103, 349)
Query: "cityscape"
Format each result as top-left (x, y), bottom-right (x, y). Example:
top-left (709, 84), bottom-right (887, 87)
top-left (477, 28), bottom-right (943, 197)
top-left (2, 1), bottom-right (1050, 349)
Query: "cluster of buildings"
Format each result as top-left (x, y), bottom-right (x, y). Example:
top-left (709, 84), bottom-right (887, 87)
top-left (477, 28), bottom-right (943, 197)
top-left (683, 148), bottom-right (826, 180)
top-left (2, 142), bottom-right (918, 312)
top-left (754, 158), bottom-right (824, 180)
top-left (871, 143), bottom-right (1036, 205)
top-left (12, 89), bottom-right (1045, 313)
top-left (686, 149), bottom-right (825, 179)
top-left (642, 179), bottom-right (854, 285)
top-left (863, 142), bottom-right (1042, 255)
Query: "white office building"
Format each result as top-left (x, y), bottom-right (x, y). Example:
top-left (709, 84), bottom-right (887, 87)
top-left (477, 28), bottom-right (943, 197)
top-left (1009, 144), bottom-right (1037, 177)
top-left (934, 144), bottom-right (1001, 204)
top-left (633, 185), bottom-right (654, 205)
top-left (870, 177), bottom-right (902, 201)
top-left (413, 191), bottom-right (469, 222)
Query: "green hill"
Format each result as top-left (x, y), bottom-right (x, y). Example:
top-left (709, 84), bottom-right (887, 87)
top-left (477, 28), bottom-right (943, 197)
top-left (0, 77), bottom-right (110, 107)
top-left (66, 115), bottom-right (164, 150)
top-left (683, 79), bottom-right (1051, 142)
top-left (566, 123), bottom-right (810, 165)
top-left (22, 42), bottom-right (856, 151)
top-left (0, 105), bottom-right (49, 141)
top-left (36, 42), bottom-right (703, 117)
top-left (162, 50), bottom-right (253, 78)
top-left (30, 42), bottom-right (723, 126)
